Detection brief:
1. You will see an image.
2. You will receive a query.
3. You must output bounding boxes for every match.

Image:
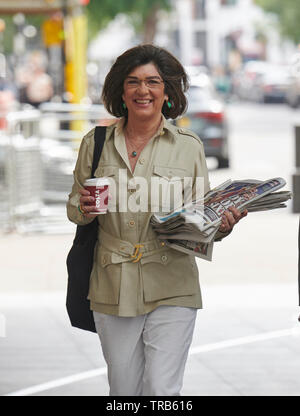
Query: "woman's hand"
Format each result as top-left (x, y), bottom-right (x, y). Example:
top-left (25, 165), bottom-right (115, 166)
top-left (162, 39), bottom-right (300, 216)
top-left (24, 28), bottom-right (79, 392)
top-left (218, 207), bottom-right (248, 233)
top-left (78, 188), bottom-right (98, 218)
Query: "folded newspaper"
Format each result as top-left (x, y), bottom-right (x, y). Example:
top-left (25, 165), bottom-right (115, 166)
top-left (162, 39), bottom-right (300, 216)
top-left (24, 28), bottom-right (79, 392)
top-left (150, 177), bottom-right (292, 261)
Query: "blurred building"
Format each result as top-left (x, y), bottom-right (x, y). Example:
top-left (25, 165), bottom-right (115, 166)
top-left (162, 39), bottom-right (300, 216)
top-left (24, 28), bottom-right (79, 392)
top-left (171, 0), bottom-right (296, 71)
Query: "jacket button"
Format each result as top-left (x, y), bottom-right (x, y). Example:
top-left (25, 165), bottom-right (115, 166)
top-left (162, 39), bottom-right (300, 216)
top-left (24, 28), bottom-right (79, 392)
top-left (161, 255), bottom-right (168, 262)
top-left (101, 257), bottom-right (107, 265)
top-left (128, 220), bottom-right (135, 227)
top-left (139, 158), bottom-right (145, 165)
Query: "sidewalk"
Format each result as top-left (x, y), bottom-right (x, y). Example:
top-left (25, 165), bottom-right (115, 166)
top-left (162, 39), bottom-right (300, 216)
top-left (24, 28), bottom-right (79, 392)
top-left (0, 208), bottom-right (297, 291)
top-left (0, 210), bottom-right (299, 396)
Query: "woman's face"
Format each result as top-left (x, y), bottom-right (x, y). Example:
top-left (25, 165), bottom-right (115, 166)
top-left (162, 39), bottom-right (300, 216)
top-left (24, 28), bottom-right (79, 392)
top-left (122, 63), bottom-right (168, 122)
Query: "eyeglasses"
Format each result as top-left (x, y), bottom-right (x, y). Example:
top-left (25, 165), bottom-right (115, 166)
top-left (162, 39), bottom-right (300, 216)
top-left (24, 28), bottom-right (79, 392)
top-left (124, 77), bottom-right (164, 89)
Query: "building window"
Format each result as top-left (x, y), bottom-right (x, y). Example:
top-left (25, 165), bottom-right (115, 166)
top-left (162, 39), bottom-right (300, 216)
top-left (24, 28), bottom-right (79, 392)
top-left (195, 31), bottom-right (207, 65)
top-left (194, 0), bottom-right (206, 19)
top-left (221, 0), bottom-right (238, 5)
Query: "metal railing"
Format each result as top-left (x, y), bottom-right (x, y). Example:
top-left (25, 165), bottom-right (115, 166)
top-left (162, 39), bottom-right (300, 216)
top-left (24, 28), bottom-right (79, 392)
top-left (39, 102), bottom-right (110, 146)
top-left (1, 110), bottom-right (42, 230)
top-left (0, 103), bottom-right (112, 232)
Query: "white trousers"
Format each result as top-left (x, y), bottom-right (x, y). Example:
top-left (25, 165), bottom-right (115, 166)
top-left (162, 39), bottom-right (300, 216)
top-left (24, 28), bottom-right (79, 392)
top-left (93, 306), bottom-right (197, 396)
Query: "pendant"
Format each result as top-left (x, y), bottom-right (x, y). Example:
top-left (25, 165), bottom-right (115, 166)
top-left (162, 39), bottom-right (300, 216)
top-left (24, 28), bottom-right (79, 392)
top-left (131, 151), bottom-right (137, 157)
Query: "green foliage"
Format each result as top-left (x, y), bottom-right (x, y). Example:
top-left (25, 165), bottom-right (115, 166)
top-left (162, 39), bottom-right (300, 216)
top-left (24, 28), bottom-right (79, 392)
top-left (85, 0), bottom-right (171, 40)
top-left (0, 17), bottom-right (14, 53)
top-left (0, 14), bottom-right (45, 54)
top-left (255, 0), bottom-right (300, 44)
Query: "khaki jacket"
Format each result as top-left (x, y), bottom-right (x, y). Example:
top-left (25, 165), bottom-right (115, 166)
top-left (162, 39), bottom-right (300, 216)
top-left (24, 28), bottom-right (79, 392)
top-left (67, 117), bottom-right (227, 317)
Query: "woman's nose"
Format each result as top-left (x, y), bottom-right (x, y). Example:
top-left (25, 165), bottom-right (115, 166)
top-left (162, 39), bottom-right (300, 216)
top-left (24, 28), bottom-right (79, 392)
top-left (136, 81), bottom-right (149, 93)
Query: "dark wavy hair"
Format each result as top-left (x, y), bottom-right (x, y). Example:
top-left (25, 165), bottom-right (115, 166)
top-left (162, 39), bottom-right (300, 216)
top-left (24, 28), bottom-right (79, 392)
top-left (101, 44), bottom-right (189, 119)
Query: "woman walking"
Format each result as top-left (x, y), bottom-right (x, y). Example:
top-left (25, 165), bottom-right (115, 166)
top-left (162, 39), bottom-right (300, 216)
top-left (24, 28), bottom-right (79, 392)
top-left (67, 44), bottom-right (246, 396)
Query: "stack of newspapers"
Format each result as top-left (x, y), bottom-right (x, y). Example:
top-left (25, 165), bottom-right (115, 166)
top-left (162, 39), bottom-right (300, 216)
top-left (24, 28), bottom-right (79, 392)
top-left (150, 177), bottom-right (292, 261)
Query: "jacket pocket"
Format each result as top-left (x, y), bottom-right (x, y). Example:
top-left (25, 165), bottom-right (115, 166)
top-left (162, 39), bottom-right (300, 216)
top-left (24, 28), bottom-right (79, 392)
top-left (140, 248), bottom-right (199, 302)
top-left (153, 165), bottom-right (188, 180)
top-left (151, 165), bottom-right (189, 213)
top-left (88, 246), bottom-right (121, 305)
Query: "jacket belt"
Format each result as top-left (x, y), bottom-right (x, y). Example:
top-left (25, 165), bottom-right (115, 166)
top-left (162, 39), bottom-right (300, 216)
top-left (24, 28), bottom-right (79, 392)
top-left (99, 228), bottom-right (166, 262)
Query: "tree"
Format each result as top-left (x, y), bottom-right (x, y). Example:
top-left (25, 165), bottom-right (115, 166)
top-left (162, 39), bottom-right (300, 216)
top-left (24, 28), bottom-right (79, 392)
top-left (255, 0), bottom-right (300, 44)
top-left (86, 0), bottom-right (172, 43)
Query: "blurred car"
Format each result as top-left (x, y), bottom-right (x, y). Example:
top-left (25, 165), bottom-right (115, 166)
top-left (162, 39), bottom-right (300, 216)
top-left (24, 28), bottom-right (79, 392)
top-left (185, 65), bottom-right (210, 77)
top-left (232, 60), bottom-right (270, 101)
top-left (253, 65), bottom-right (290, 103)
top-left (233, 60), bottom-right (290, 103)
top-left (176, 73), bottom-right (229, 169)
top-left (286, 73), bottom-right (300, 108)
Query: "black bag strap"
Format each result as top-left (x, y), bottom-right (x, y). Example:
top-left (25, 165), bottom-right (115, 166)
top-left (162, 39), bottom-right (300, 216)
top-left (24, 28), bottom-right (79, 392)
top-left (92, 126), bottom-right (106, 178)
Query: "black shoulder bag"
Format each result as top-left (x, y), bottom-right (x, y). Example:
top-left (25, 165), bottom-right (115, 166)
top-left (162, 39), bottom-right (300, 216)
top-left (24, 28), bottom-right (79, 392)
top-left (66, 126), bottom-right (106, 333)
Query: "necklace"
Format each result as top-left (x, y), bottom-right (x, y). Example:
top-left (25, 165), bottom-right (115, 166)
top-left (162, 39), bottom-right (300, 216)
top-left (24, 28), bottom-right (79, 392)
top-left (125, 132), bottom-right (149, 158)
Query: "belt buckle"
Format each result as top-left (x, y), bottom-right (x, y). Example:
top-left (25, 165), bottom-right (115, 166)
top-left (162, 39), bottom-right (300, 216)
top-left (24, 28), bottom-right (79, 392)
top-left (131, 244), bottom-right (144, 263)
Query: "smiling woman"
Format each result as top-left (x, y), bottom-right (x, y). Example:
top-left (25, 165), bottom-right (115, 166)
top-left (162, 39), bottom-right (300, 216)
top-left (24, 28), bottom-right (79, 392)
top-left (121, 63), bottom-right (168, 138)
top-left (101, 44), bottom-right (189, 120)
top-left (66, 44), bottom-right (246, 397)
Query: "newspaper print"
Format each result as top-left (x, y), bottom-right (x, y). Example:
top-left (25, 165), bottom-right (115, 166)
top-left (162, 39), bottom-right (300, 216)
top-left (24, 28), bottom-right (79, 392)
top-left (151, 177), bottom-right (292, 261)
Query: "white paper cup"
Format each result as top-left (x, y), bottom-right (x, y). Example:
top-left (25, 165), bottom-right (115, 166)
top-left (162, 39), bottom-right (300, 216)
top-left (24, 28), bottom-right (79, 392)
top-left (84, 177), bottom-right (110, 214)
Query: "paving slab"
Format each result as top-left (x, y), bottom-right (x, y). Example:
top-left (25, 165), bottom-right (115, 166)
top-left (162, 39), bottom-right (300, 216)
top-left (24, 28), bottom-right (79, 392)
top-left (1, 287), bottom-right (300, 397)
top-left (0, 210), bottom-right (299, 396)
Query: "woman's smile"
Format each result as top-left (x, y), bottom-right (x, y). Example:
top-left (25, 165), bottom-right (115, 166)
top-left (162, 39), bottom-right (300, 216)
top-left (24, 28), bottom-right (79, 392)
top-left (122, 62), bottom-right (168, 121)
top-left (133, 99), bottom-right (154, 107)
top-left (134, 99), bottom-right (153, 104)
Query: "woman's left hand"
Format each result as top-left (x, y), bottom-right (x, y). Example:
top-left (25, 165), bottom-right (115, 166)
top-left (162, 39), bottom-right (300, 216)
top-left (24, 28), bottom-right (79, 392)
top-left (218, 207), bottom-right (248, 233)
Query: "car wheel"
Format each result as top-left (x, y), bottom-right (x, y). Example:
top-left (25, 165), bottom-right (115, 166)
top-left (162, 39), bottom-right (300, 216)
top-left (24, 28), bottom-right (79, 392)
top-left (217, 157), bottom-right (230, 169)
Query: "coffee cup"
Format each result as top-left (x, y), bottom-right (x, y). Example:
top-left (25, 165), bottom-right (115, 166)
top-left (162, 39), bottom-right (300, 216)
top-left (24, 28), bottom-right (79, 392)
top-left (84, 177), bottom-right (110, 214)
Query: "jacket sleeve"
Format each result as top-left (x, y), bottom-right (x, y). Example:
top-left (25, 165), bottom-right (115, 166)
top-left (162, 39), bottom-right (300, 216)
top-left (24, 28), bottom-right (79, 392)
top-left (191, 136), bottom-right (231, 242)
top-left (192, 138), bottom-right (210, 199)
top-left (66, 129), bottom-right (96, 226)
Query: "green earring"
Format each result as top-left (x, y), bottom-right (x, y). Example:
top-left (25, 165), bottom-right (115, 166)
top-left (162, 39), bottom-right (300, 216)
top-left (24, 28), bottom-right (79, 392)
top-left (122, 102), bottom-right (127, 109)
top-left (167, 101), bottom-right (172, 109)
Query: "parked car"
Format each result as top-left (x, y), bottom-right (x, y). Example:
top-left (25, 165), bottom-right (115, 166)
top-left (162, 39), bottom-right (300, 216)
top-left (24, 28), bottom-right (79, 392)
top-left (233, 60), bottom-right (290, 103)
top-left (185, 65), bottom-right (210, 77)
top-left (176, 73), bottom-right (229, 168)
top-left (286, 73), bottom-right (300, 108)
top-left (232, 60), bottom-right (270, 101)
top-left (253, 65), bottom-right (290, 103)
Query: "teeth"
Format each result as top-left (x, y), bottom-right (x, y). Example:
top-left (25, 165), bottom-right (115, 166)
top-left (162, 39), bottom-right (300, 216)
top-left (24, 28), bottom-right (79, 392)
top-left (135, 100), bottom-right (151, 103)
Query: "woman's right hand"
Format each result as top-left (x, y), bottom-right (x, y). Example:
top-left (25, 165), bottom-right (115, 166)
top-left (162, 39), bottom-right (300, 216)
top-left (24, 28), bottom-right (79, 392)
top-left (78, 188), bottom-right (98, 218)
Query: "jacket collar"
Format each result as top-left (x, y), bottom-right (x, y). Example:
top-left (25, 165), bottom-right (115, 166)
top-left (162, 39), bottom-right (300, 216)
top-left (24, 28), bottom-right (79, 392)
top-left (105, 115), bottom-right (177, 142)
